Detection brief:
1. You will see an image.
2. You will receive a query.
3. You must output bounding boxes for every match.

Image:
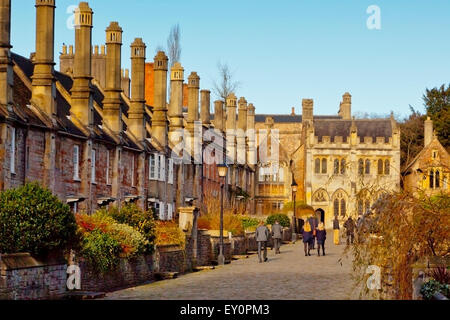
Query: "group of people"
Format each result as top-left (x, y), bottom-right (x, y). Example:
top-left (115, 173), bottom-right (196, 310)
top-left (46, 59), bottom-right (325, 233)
top-left (254, 215), bottom-right (358, 263)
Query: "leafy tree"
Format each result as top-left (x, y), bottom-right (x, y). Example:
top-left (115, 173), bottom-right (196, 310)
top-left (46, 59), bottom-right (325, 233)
top-left (423, 84), bottom-right (450, 148)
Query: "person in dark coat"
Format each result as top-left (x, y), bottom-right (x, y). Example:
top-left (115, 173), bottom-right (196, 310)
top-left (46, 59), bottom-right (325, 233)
top-left (271, 220), bottom-right (283, 254)
top-left (255, 221), bottom-right (270, 263)
top-left (302, 221), bottom-right (313, 256)
top-left (344, 217), bottom-right (356, 245)
top-left (316, 223), bottom-right (327, 256)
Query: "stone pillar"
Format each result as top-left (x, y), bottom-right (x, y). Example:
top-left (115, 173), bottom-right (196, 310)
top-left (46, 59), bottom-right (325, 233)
top-left (152, 51), bottom-right (169, 149)
top-left (168, 62), bottom-right (184, 150)
top-left (186, 72), bottom-right (200, 157)
top-left (214, 100), bottom-right (224, 132)
top-left (247, 103), bottom-right (256, 166)
top-left (339, 92), bottom-right (352, 120)
top-left (103, 22), bottom-right (123, 135)
top-left (129, 38), bottom-right (146, 141)
top-left (237, 97), bottom-right (247, 165)
top-left (424, 117), bottom-right (433, 147)
top-left (31, 0), bottom-right (56, 117)
top-left (0, 0), bottom-right (13, 110)
top-left (226, 93), bottom-right (237, 164)
top-left (200, 90), bottom-right (211, 127)
top-left (71, 2), bottom-right (93, 128)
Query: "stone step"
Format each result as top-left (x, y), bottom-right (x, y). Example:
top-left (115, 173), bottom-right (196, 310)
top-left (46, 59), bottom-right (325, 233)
top-left (154, 272), bottom-right (179, 280)
top-left (232, 255), bottom-right (249, 260)
top-left (193, 266), bottom-right (215, 272)
top-left (65, 291), bottom-right (106, 300)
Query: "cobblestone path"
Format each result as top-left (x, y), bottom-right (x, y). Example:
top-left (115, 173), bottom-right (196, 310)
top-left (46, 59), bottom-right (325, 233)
top-left (104, 239), bottom-right (360, 300)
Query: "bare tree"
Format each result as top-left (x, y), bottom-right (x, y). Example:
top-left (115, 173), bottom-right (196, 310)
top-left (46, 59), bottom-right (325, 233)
top-left (212, 61), bottom-right (240, 101)
top-left (167, 24), bottom-right (181, 67)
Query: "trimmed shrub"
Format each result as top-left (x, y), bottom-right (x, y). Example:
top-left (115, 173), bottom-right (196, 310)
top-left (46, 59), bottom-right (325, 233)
top-left (266, 214), bottom-right (291, 228)
top-left (0, 183), bottom-right (77, 256)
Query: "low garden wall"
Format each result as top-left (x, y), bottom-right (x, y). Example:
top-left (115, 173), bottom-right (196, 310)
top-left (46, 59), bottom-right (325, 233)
top-left (74, 254), bottom-right (154, 293)
top-left (0, 253), bottom-right (66, 300)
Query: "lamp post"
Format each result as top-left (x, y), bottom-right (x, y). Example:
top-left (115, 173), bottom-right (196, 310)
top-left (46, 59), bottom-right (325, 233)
top-left (291, 179), bottom-right (298, 243)
top-left (217, 163), bottom-right (228, 265)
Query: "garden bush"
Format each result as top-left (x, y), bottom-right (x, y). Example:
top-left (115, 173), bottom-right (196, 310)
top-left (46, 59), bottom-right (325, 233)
top-left (266, 214), bottom-right (291, 228)
top-left (0, 183), bottom-right (77, 256)
top-left (155, 221), bottom-right (186, 247)
top-left (97, 204), bottom-right (156, 253)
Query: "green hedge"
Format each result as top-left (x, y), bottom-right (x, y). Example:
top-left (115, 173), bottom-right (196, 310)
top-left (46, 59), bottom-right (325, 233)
top-left (0, 183), bottom-right (77, 256)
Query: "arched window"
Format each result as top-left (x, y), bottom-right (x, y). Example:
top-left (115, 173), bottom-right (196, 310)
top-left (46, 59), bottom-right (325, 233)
top-left (385, 160), bottom-right (390, 175)
top-left (341, 159), bottom-right (346, 174)
top-left (365, 159), bottom-right (371, 175)
top-left (322, 158), bottom-right (327, 174)
top-left (334, 199), bottom-right (339, 217)
top-left (315, 158), bottom-right (320, 174)
top-left (430, 170), bottom-right (434, 189)
top-left (436, 170), bottom-right (440, 188)
top-left (334, 159), bottom-right (339, 175)
top-left (340, 199), bottom-right (346, 217)
top-left (358, 159), bottom-right (364, 175)
top-left (378, 159), bottom-right (383, 175)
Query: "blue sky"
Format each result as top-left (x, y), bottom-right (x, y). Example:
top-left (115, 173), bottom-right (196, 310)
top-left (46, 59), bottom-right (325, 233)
top-left (10, 0), bottom-right (450, 118)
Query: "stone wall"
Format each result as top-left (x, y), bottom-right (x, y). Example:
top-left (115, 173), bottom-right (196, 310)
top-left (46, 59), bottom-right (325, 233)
top-left (75, 254), bottom-right (153, 293)
top-left (0, 253), bottom-right (66, 300)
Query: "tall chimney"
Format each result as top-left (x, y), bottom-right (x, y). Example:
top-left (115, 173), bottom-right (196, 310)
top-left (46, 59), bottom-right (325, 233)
top-left (237, 97), bottom-right (247, 165)
top-left (339, 92), bottom-right (352, 120)
top-left (213, 100), bottom-right (224, 132)
top-left (31, 0), bottom-right (56, 117)
top-left (103, 21), bottom-right (123, 135)
top-left (152, 51), bottom-right (169, 148)
top-left (302, 99), bottom-right (313, 126)
top-left (129, 38), bottom-right (146, 141)
top-left (424, 116), bottom-right (433, 147)
top-left (168, 62), bottom-right (184, 147)
top-left (226, 93), bottom-right (237, 164)
top-left (200, 90), bottom-right (211, 127)
top-left (247, 103), bottom-right (256, 165)
top-left (71, 2), bottom-right (93, 128)
top-left (0, 0), bottom-right (13, 109)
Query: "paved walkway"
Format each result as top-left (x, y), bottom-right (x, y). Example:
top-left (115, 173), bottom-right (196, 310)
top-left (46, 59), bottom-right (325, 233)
top-left (104, 237), bottom-right (360, 300)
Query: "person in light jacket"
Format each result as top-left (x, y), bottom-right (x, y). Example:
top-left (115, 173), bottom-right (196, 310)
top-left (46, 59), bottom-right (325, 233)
top-left (255, 221), bottom-right (270, 263)
top-left (271, 220), bottom-right (283, 254)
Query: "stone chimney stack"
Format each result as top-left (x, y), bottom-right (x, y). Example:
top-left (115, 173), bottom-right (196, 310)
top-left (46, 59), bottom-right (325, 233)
top-left (31, 0), bottom-right (56, 117)
top-left (200, 90), bottom-right (211, 127)
top-left (237, 97), bottom-right (248, 165)
top-left (168, 62), bottom-right (184, 148)
top-left (339, 92), bottom-right (352, 120)
top-left (302, 99), bottom-right (313, 126)
top-left (152, 51), bottom-right (169, 148)
top-left (103, 21), bottom-right (123, 135)
top-left (226, 93), bottom-right (237, 164)
top-left (214, 100), bottom-right (225, 132)
top-left (71, 2), bottom-right (93, 128)
top-left (247, 103), bottom-right (256, 165)
top-left (0, 0), bottom-right (13, 109)
top-left (424, 116), bottom-right (433, 147)
top-left (129, 38), bottom-right (146, 141)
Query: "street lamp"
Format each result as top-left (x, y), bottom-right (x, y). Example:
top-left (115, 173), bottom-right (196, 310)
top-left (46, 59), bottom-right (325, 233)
top-left (291, 179), bottom-right (298, 243)
top-left (217, 163), bottom-right (228, 265)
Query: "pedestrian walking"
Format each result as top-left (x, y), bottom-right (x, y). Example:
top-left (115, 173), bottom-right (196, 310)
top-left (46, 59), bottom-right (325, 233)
top-left (316, 223), bottom-right (327, 256)
top-left (344, 217), bottom-right (356, 245)
top-left (302, 221), bottom-right (313, 256)
top-left (333, 216), bottom-right (340, 245)
top-left (271, 220), bottom-right (283, 254)
top-left (255, 221), bottom-right (270, 263)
